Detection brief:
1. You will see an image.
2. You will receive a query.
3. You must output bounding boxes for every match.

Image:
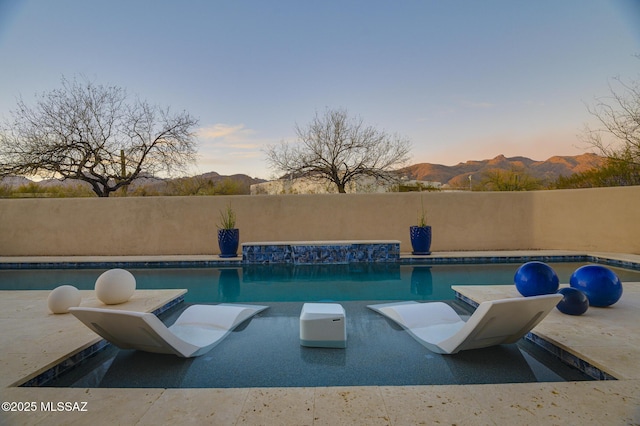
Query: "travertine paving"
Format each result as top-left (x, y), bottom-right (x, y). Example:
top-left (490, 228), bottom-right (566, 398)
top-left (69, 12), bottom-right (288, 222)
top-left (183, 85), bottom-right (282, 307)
top-left (0, 289), bottom-right (186, 388)
top-left (454, 283), bottom-right (640, 381)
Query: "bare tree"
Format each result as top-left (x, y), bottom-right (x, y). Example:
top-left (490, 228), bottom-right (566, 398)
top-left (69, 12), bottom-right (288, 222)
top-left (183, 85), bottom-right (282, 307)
top-left (0, 77), bottom-right (198, 197)
top-left (583, 76), bottom-right (640, 170)
top-left (265, 109), bottom-right (411, 193)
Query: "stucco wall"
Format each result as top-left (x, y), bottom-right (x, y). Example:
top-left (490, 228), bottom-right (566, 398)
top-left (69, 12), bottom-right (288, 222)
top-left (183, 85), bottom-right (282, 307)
top-left (531, 186), bottom-right (639, 253)
top-left (0, 187), bottom-right (638, 256)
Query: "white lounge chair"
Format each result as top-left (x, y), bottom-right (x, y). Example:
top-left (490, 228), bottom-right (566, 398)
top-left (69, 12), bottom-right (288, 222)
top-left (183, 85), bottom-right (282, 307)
top-left (69, 303), bottom-right (268, 358)
top-left (368, 294), bottom-right (562, 354)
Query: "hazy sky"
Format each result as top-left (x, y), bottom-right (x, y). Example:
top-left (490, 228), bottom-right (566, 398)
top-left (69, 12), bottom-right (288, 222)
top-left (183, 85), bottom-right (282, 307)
top-left (1, 0), bottom-right (639, 179)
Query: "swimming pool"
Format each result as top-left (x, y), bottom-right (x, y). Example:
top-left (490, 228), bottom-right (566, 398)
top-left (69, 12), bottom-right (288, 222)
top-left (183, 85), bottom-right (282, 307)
top-left (8, 260), bottom-right (639, 388)
top-left (2, 262), bottom-right (639, 303)
top-left (45, 300), bottom-right (594, 389)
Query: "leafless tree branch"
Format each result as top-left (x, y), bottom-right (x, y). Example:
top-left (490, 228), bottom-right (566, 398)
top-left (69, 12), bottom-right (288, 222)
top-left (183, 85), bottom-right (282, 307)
top-left (0, 76), bottom-right (198, 196)
top-left (265, 108), bottom-right (411, 193)
top-left (583, 76), bottom-right (640, 170)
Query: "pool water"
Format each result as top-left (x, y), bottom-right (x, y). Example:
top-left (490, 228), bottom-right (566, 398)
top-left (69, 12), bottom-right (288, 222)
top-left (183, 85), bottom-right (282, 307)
top-left (1, 262), bottom-right (639, 303)
top-left (7, 261), bottom-right (638, 388)
top-left (45, 300), bottom-right (593, 388)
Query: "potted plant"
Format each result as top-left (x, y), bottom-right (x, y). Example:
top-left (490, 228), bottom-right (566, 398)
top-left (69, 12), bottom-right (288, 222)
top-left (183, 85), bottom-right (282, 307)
top-left (217, 204), bottom-right (239, 258)
top-left (410, 197), bottom-right (431, 255)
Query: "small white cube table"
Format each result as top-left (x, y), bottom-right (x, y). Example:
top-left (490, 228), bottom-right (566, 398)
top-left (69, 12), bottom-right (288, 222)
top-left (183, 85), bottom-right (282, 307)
top-left (299, 303), bottom-right (347, 348)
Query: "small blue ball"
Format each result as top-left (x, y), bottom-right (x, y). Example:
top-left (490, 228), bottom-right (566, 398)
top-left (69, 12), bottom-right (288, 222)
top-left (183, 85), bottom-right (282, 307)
top-left (514, 261), bottom-right (559, 297)
top-left (570, 265), bottom-right (623, 307)
top-left (556, 287), bottom-right (589, 315)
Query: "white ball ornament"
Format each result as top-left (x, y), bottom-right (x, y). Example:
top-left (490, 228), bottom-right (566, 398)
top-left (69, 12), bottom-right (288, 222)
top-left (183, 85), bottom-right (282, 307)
top-left (48, 285), bottom-right (81, 314)
top-left (95, 268), bottom-right (136, 305)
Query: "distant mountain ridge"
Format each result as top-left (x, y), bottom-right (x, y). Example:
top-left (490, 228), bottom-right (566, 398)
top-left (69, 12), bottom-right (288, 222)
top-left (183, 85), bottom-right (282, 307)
top-left (125, 171), bottom-right (266, 194)
top-left (0, 172), bottom-right (267, 195)
top-left (1, 153), bottom-right (604, 192)
top-left (401, 153), bottom-right (604, 187)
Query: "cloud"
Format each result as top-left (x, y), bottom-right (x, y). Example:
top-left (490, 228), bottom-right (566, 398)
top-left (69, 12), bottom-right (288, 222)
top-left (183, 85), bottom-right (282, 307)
top-left (191, 123), bottom-right (276, 178)
top-left (197, 123), bottom-right (255, 143)
top-left (196, 123), bottom-right (269, 151)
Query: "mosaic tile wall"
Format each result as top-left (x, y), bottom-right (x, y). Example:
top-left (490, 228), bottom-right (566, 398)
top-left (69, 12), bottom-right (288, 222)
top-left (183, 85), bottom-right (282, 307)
top-left (242, 242), bottom-right (400, 264)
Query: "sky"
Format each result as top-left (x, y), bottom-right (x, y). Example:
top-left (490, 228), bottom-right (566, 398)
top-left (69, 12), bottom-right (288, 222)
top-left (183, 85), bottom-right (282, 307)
top-left (0, 0), bottom-right (639, 180)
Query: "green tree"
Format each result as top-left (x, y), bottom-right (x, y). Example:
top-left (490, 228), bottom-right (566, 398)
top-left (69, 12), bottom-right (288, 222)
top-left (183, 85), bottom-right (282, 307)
top-left (480, 168), bottom-right (543, 191)
top-left (214, 178), bottom-right (244, 195)
top-left (554, 159), bottom-right (640, 188)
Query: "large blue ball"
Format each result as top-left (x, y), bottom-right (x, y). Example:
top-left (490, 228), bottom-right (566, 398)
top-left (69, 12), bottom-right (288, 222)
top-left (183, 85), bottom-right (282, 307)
top-left (570, 265), bottom-right (623, 307)
top-left (514, 261), bottom-right (559, 297)
top-left (556, 287), bottom-right (589, 315)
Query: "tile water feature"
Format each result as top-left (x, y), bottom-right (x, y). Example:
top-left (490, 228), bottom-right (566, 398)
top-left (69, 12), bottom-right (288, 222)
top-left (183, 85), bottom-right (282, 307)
top-left (241, 240), bottom-right (400, 264)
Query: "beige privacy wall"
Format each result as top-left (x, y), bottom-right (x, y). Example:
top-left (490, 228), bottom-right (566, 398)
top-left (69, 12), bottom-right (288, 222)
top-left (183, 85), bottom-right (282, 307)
top-left (0, 186), bottom-right (638, 256)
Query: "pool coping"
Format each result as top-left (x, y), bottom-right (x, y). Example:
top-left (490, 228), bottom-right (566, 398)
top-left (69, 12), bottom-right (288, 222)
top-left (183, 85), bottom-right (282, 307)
top-left (18, 294), bottom-right (186, 387)
top-left (454, 291), bottom-right (616, 381)
top-left (1, 250), bottom-right (639, 270)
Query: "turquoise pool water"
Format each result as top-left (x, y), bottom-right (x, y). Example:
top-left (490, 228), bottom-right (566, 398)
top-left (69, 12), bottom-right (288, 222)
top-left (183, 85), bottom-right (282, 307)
top-left (2, 262), bottom-right (639, 303)
top-left (15, 260), bottom-right (637, 388)
top-left (47, 300), bottom-right (593, 388)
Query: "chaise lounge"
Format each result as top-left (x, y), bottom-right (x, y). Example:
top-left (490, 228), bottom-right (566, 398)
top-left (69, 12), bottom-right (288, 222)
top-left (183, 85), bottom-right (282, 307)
top-left (70, 303), bottom-right (268, 358)
top-left (368, 294), bottom-right (562, 354)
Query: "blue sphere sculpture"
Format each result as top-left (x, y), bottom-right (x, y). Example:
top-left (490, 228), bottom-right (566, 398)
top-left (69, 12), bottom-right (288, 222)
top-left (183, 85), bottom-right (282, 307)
top-left (570, 265), bottom-right (623, 307)
top-left (556, 287), bottom-right (589, 315)
top-left (514, 261), bottom-right (559, 297)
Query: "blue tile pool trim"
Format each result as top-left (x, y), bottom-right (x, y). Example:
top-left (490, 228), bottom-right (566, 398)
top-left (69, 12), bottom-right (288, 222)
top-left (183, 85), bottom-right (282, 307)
top-left (242, 242), bottom-right (400, 264)
top-left (0, 259), bottom-right (244, 269)
top-left (403, 254), bottom-right (586, 265)
top-left (19, 294), bottom-right (185, 387)
top-left (404, 254), bottom-right (640, 271)
top-left (2, 253), bottom-right (637, 270)
top-left (454, 291), bottom-right (617, 381)
top-left (525, 334), bottom-right (616, 381)
top-left (19, 339), bottom-right (112, 387)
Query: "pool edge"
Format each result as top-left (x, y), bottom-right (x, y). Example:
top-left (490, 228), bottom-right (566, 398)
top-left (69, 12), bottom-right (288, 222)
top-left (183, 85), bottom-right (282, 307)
top-left (454, 291), bottom-right (619, 381)
top-left (17, 294), bottom-right (186, 388)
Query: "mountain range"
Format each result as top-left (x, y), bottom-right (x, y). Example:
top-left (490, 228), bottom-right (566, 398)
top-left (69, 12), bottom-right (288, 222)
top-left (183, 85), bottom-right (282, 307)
top-left (0, 171), bottom-right (267, 194)
top-left (401, 153), bottom-right (604, 187)
top-left (1, 153), bottom-right (604, 192)
top-left (126, 171), bottom-right (266, 194)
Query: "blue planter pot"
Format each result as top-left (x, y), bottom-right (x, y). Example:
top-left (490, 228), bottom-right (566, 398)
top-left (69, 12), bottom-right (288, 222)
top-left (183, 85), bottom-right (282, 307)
top-left (410, 226), bottom-right (432, 255)
top-left (218, 228), bottom-right (239, 258)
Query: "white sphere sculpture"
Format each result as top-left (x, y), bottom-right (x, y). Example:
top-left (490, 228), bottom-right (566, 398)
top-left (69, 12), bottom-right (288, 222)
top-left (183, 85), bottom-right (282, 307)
top-left (95, 269), bottom-right (136, 305)
top-left (48, 285), bottom-right (81, 314)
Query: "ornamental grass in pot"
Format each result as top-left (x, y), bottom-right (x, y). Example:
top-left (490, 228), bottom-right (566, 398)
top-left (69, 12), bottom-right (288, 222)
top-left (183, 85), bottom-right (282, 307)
top-left (217, 204), bottom-right (239, 258)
